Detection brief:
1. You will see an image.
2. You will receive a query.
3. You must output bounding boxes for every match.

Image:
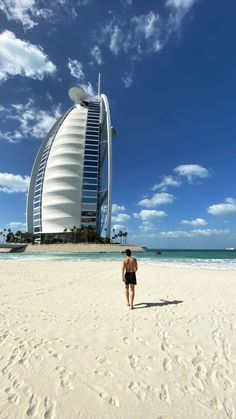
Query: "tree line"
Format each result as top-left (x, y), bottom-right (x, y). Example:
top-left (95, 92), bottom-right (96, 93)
top-left (0, 227), bottom-right (128, 245)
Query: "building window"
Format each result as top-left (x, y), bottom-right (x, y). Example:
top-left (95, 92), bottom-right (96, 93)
top-left (85, 145), bottom-right (98, 150)
top-left (84, 155), bottom-right (98, 161)
top-left (83, 178), bottom-right (98, 184)
top-left (84, 160), bottom-right (98, 166)
top-left (83, 185), bottom-right (97, 191)
top-left (83, 191), bottom-right (97, 197)
top-left (86, 136), bottom-right (98, 145)
top-left (82, 197), bottom-right (97, 203)
top-left (82, 211), bottom-right (97, 216)
top-left (81, 217), bottom-right (96, 223)
top-left (84, 150), bottom-right (98, 156)
top-left (84, 166), bottom-right (98, 173)
top-left (83, 172), bottom-right (97, 178)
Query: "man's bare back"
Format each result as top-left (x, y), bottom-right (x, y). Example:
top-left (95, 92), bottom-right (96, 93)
top-left (123, 256), bottom-right (138, 273)
top-left (122, 249), bottom-right (138, 310)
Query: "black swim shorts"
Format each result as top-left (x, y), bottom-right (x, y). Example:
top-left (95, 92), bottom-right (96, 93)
top-left (125, 272), bottom-right (137, 285)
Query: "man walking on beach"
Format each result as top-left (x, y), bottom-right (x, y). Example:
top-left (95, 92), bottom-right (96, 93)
top-left (122, 249), bottom-right (138, 310)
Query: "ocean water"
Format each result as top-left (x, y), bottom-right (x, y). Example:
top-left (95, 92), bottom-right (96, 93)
top-left (0, 249), bottom-right (236, 270)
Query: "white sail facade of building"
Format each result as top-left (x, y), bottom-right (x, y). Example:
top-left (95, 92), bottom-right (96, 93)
top-left (27, 86), bottom-right (114, 238)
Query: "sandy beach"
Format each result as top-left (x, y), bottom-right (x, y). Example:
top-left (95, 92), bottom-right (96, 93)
top-left (0, 261), bottom-right (235, 419)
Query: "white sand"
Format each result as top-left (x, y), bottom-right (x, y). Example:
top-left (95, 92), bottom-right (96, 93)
top-left (0, 261), bottom-right (235, 419)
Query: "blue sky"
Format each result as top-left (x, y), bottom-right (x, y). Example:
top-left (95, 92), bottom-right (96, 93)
top-left (0, 0), bottom-right (236, 249)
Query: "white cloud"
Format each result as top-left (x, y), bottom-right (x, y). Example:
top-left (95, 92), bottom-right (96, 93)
top-left (68, 58), bottom-right (84, 80)
top-left (0, 130), bottom-right (23, 143)
top-left (90, 46), bottom-right (103, 65)
top-left (0, 0), bottom-right (90, 29)
top-left (139, 192), bottom-right (174, 208)
top-left (166, 0), bottom-right (199, 31)
top-left (207, 198), bottom-right (236, 216)
top-left (0, 172), bottom-right (30, 193)
top-left (132, 11), bottom-right (162, 52)
top-left (139, 221), bottom-right (156, 232)
top-left (166, 0), bottom-right (198, 10)
top-left (174, 164), bottom-right (210, 182)
top-left (191, 229), bottom-right (230, 236)
top-left (67, 58), bottom-right (95, 96)
top-left (160, 228), bottom-right (230, 238)
top-left (112, 224), bottom-right (125, 231)
top-left (82, 82), bottom-right (96, 97)
top-left (101, 11), bottom-right (162, 61)
top-left (181, 218), bottom-right (208, 226)
top-left (109, 25), bottom-right (123, 56)
top-left (95, 1), bottom-right (198, 86)
top-left (0, 0), bottom-right (48, 29)
top-left (0, 30), bottom-right (56, 82)
top-left (134, 209), bottom-right (167, 220)
top-left (112, 213), bottom-right (130, 223)
top-left (112, 204), bottom-right (126, 213)
top-left (160, 230), bottom-right (192, 238)
top-left (8, 221), bottom-right (26, 230)
top-left (0, 99), bottom-right (62, 142)
top-left (121, 72), bottom-right (133, 88)
top-left (152, 175), bottom-right (181, 191)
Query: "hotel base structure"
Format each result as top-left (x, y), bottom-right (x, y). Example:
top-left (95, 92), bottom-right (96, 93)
top-left (27, 84), bottom-right (115, 239)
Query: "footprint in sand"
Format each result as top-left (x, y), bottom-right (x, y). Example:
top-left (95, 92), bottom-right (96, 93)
top-left (19, 351), bottom-right (31, 368)
top-left (44, 396), bottom-right (57, 419)
top-left (96, 356), bottom-right (111, 366)
top-left (223, 397), bottom-right (235, 419)
top-left (5, 387), bottom-right (20, 405)
top-left (199, 396), bottom-right (223, 411)
top-left (55, 366), bottom-right (75, 391)
top-left (105, 346), bottom-right (121, 353)
top-left (129, 354), bottom-right (139, 369)
top-left (186, 329), bottom-right (193, 337)
top-left (8, 373), bottom-right (25, 390)
top-left (94, 369), bottom-right (114, 377)
top-left (89, 385), bottom-right (119, 407)
top-left (128, 381), bottom-right (146, 402)
top-left (159, 384), bottom-right (171, 405)
top-left (163, 358), bottom-right (172, 372)
top-left (136, 336), bottom-right (150, 346)
top-left (97, 389), bottom-right (119, 407)
top-left (26, 394), bottom-right (41, 416)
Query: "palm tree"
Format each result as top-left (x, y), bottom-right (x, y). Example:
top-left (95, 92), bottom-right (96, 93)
top-left (123, 231), bottom-right (128, 245)
top-left (6, 229), bottom-right (15, 243)
top-left (15, 230), bottom-right (22, 243)
top-left (70, 226), bottom-right (77, 243)
top-left (63, 228), bottom-right (67, 243)
top-left (118, 231), bottom-right (123, 244)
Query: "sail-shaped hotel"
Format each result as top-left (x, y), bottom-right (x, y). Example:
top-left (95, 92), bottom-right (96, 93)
top-left (27, 83), bottom-right (115, 239)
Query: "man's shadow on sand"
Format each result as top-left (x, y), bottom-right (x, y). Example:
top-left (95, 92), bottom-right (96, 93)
top-left (133, 299), bottom-right (183, 309)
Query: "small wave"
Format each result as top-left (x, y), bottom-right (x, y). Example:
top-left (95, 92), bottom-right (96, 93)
top-left (0, 253), bottom-right (236, 269)
top-left (138, 257), bottom-right (236, 270)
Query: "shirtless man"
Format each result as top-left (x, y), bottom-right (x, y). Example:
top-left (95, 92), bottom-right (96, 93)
top-left (122, 249), bottom-right (138, 310)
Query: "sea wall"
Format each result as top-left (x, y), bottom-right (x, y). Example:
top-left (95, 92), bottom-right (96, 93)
top-left (25, 243), bottom-right (145, 253)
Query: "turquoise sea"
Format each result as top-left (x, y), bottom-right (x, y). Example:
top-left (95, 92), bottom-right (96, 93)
top-left (1, 249), bottom-right (236, 270)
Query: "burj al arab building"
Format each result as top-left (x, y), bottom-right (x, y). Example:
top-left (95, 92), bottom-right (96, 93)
top-left (27, 82), bottom-right (115, 239)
